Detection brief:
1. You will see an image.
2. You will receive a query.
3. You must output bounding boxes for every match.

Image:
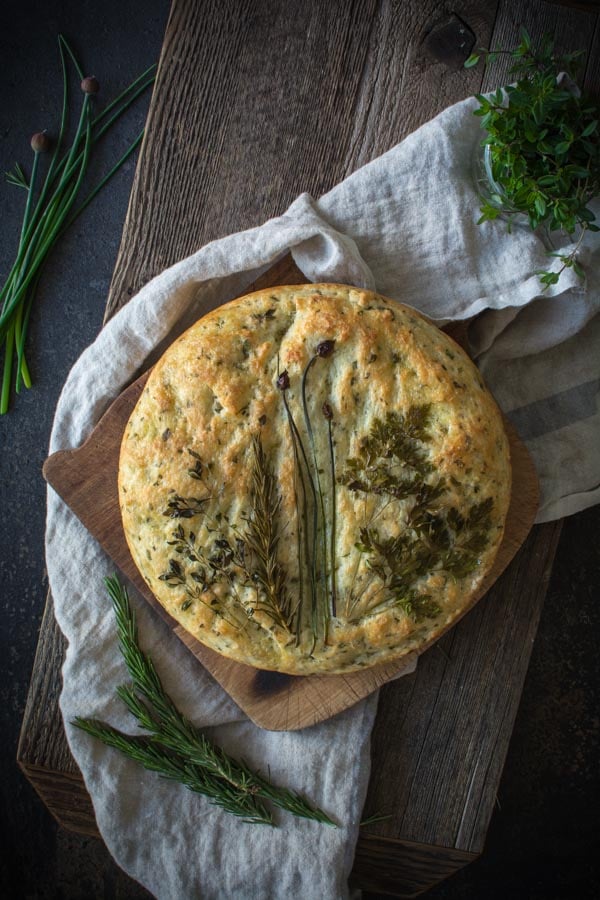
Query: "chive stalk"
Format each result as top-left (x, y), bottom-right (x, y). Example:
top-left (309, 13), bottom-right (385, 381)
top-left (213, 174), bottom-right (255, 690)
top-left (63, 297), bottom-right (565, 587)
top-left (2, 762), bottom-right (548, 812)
top-left (276, 342), bottom-right (337, 647)
top-left (323, 402), bottom-right (337, 617)
top-left (301, 352), bottom-right (329, 637)
top-left (278, 372), bottom-right (315, 646)
top-left (0, 34), bottom-right (157, 413)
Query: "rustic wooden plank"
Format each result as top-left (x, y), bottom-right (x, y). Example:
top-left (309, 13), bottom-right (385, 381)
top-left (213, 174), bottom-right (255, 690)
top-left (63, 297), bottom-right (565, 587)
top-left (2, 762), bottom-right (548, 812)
top-left (16, 596), bottom-right (101, 835)
top-left (360, 521), bottom-right (563, 855)
top-left (352, 835), bottom-right (478, 898)
top-left (341, 0), bottom-right (498, 172)
top-left (18, 595), bottom-right (74, 772)
top-left (582, 13), bottom-right (600, 93)
top-left (105, 0), bottom-right (498, 318)
top-left (19, 765), bottom-right (101, 838)
top-left (543, 1), bottom-right (600, 13)
top-left (19, 0), bottom-right (598, 895)
top-left (481, 0), bottom-right (596, 91)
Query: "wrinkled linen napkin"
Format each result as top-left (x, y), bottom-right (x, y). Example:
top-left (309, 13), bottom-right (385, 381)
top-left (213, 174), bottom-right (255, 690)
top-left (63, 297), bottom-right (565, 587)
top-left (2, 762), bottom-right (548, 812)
top-left (46, 93), bottom-right (599, 899)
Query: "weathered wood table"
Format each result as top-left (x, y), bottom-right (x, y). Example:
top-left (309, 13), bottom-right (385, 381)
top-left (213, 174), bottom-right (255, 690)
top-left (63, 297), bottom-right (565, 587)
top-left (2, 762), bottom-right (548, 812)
top-left (17, 1), bottom-right (599, 896)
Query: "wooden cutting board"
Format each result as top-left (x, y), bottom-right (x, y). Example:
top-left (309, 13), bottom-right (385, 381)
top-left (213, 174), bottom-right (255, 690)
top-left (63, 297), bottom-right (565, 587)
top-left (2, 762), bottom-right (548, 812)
top-left (42, 256), bottom-right (538, 731)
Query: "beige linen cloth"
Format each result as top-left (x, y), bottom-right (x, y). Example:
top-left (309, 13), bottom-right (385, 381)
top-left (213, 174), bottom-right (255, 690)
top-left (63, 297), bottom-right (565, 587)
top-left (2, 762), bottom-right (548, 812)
top-left (46, 95), bottom-right (599, 899)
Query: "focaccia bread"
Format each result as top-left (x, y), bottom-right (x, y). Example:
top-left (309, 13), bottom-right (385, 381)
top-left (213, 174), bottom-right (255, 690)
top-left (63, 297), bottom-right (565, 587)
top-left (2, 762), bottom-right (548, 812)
top-left (119, 284), bottom-right (511, 675)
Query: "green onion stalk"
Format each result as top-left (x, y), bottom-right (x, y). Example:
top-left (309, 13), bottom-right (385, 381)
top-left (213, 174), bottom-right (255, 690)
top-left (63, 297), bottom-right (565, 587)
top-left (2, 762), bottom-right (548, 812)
top-left (0, 34), bottom-right (157, 413)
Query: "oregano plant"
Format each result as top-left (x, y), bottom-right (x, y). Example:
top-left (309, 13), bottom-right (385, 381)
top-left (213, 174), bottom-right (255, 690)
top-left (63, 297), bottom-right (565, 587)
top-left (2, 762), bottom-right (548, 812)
top-left (465, 28), bottom-right (600, 289)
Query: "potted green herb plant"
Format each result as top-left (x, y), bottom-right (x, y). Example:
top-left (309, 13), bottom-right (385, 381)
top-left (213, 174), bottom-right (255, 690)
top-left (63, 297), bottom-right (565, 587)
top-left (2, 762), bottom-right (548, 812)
top-left (465, 28), bottom-right (600, 288)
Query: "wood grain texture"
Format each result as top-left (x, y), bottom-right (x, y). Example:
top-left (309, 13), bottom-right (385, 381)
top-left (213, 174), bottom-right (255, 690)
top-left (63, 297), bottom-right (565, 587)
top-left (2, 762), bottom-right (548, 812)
top-left (41, 254), bottom-right (538, 731)
top-left (105, 0), bottom-right (498, 319)
top-left (481, 0), bottom-right (599, 92)
top-left (18, 0), bottom-right (599, 895)
top-left (543, 1), bottom-right (600, 15)
top-left (18, 595), bottom-right (74, 772)
top-left (352, 835), bottom-right (478, 898)
top-left (361, 520), bottom-right (564, 854)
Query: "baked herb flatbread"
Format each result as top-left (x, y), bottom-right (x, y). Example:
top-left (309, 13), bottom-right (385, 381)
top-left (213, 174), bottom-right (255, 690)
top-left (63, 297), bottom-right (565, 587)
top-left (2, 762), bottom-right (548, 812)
top-left (119, 285), bottom-right (511, 674)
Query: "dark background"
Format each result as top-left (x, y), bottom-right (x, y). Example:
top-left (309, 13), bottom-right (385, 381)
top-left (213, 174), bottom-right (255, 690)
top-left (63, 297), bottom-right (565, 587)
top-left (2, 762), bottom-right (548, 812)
top-left (0, 1), bottom-right (598, 898)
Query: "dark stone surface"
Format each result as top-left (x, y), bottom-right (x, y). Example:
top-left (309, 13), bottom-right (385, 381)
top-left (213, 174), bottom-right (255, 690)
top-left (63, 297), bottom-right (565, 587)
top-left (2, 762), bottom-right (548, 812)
top-left (0, 2), bottom-right (167, 897)
top-left (1, 2), bottom-right (598, 898)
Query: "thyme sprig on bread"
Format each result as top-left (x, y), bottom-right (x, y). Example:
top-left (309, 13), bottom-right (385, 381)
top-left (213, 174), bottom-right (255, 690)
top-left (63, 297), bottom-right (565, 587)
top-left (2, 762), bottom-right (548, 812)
top-left (74, 577), bottom-right (335, 827)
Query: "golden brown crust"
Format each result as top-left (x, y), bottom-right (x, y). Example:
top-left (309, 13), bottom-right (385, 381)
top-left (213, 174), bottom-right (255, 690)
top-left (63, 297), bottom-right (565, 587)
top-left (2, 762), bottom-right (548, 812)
top-left (119, 284), bottom-right (511, 674)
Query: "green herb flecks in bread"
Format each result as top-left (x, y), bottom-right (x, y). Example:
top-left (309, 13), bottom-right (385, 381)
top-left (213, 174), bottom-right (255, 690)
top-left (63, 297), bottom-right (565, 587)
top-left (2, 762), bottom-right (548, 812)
top-left (119, 284), bottom-right (511, 674)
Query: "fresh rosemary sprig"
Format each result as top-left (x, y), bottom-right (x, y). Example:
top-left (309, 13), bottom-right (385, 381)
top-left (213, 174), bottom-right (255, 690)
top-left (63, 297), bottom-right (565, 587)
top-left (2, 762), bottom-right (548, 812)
top-left (73, 576), bottom-right (335, 828)
top-left (0, 34), bottom-right (157, 413)
top-left (242, 434), bottom-right (293, 630)
top-left (73, 717), bottom-right (273, 825)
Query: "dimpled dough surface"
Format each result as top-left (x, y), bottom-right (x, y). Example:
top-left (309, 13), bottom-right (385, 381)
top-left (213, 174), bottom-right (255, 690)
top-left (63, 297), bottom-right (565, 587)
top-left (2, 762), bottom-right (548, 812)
top-left (119, 285), bottom-right (511, 675)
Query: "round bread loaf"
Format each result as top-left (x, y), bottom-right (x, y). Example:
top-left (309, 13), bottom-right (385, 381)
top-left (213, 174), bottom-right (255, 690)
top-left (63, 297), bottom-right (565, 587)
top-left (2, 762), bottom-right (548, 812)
top-left (119, 284), bottom-right (511, 675)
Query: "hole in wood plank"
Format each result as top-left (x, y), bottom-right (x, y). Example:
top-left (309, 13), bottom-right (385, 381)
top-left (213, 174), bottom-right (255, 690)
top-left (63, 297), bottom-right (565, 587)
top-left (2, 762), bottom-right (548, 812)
top-left (420, 13), bottom-right (475, 69)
